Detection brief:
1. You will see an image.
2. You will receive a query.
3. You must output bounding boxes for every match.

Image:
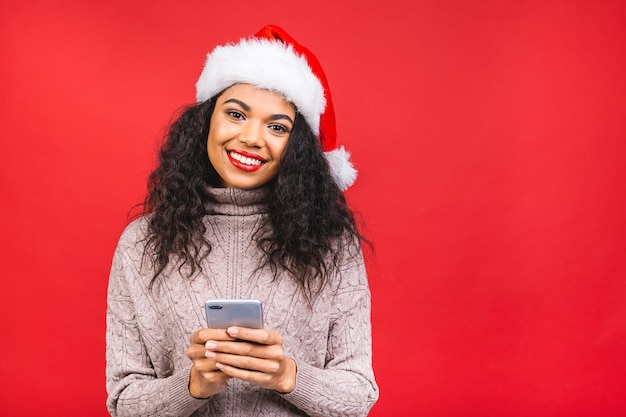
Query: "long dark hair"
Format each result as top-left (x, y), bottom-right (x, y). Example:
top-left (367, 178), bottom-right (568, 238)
top-left (139, 95), bottom-right (365, 299)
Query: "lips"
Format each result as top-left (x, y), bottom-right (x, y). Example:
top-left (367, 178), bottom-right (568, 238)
top-left (227, 150), bottom-right (266, 172)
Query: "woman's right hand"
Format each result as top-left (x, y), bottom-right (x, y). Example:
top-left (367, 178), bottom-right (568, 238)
top-left (187, 328), bottom-right (236, 398)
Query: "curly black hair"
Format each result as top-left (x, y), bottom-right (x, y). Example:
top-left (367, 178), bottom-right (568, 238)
top-left (139, 95), bottom-right (366, 300)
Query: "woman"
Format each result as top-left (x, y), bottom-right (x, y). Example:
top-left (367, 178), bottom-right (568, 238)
top-left (106, 25), bottom-right (378, 416)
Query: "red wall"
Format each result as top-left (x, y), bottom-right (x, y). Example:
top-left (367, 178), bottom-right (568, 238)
top-left (1, 1), bottom-right (625, 415)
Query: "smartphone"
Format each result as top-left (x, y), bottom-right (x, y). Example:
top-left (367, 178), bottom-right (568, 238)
top-left (205, 299), bottom-right (264, 329)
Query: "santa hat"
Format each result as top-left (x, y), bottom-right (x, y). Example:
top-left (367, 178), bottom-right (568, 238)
top-left (195, 24), bottom-right (357, 191)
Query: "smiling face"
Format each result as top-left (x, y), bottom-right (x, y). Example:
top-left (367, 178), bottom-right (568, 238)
top-left (207, 83), bottom-right (296, 189)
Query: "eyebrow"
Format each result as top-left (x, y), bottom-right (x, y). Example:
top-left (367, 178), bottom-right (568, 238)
top-left (223, 98), bottom-right (294, 125)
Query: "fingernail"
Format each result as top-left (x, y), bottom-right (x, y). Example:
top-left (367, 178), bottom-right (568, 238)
top-left (205, 351), bottom-right (216, 358)
top-left (227, 327), bottom-right (239, 336)
top-left (215, 362), bottom-right (224, 369)
top-left (205, 341), bottom-right (217, 349)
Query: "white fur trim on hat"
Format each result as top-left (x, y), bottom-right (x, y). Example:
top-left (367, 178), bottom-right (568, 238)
top-left (325, 146), bottom-right (357, 191)
top-left (196, 38), bottom-right (326, 136)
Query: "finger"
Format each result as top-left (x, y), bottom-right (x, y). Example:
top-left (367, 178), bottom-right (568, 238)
top-left (212, 353), bottom-right (280, 374)
top-left (215, 362), bottom-right (272, 386)
top-left (207, 340), bottom-right (283, 360)
top-left (188, 342), bottom-right (209, 360)
top-left (227, 327), bottom-right (282, 345)
top-left (190, 328), bottom-right (234, 344)
top-left (193, 358), bottom-right (225, 373)
top-left (189, 344), bottom-right (226, 371)
top-left (196, 368), bottom-right (231, 382)
top-left (214, 360), bottom-right (294, 392)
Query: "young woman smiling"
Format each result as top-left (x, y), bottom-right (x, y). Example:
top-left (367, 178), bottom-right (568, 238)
top-left (106, 25), bottom-right (378, 417)
top-left (207, 84), bottom-right (295, 189)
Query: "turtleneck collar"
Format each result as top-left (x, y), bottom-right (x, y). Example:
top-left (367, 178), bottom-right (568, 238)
top-left (204, 187), bottom-right (270, 216)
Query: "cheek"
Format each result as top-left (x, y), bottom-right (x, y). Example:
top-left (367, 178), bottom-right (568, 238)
top-left (206, 133), bottom-right (223, 166)
top-left (270, 137), bottom-right (290, 160)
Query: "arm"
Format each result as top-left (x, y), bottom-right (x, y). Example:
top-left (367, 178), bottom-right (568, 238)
top-left (193, 245), bottom-right (379, 417)
top-left (105, 239), bottom-right (208, 417)
top-left (280, 246), bottom-right (379, 417)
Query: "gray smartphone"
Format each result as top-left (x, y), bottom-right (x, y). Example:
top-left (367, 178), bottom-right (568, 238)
top-left (205, 299), bottom-right (264, 329)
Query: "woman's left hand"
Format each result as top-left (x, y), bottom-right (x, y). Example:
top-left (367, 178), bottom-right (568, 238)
top-left (204, 327), bottom-right (297, 393)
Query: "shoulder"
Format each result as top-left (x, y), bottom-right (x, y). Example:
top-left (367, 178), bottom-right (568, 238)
top-left (113, 216), bottom-right (151, 256)
top-left (334, 232), bottom-right (364, 265)
top-left (108, 216), bottom-right (155, 289)
top-left (326, 233), bottom-right (368, 288)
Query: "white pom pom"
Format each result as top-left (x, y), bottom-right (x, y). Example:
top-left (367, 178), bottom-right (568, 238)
top-left (325, 146), bottom-right (357, 191)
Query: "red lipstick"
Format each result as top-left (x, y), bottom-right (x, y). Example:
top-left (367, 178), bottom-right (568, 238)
top-left (227, 149), bottom-right (266, 172)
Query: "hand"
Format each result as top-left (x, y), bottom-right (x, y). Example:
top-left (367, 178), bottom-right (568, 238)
top-left (205, 327), bottom-right (297, 394)
top-left (187, 328), bottom-right (237, 398)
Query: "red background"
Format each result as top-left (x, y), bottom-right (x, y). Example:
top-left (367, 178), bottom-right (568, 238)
top-left (1, 0), bottom-right (625, 416)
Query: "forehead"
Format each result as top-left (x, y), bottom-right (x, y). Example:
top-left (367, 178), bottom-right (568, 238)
top-left (218, 83), bottom-right (295, 111)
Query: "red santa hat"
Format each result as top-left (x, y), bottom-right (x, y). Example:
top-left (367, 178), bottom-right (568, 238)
top-left (195, 24), bottom-right (357, 191)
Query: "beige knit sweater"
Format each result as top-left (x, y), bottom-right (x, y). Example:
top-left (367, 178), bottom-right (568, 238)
top-left (106, 187), bottom-right (378, 416)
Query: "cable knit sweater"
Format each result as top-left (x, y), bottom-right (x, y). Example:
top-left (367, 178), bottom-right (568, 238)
top-left (106, 187), bottom-right (378, 417)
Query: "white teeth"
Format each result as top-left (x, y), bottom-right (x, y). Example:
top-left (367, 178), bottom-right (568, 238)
top-left (230, 152), bottom-right (262, 166)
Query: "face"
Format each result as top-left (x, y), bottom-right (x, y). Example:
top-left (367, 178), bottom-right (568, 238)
top-left (207, 83), bottom-right (296, 189)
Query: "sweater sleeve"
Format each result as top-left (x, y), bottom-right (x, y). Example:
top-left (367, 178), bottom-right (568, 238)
top-left (105, 231), bottom-right (208, 417)
top-left (280, 246), bottom-right (379, 417)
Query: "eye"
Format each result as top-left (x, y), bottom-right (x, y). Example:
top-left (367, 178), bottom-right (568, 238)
top-left (226, 110), bottom-right (245, 120)
top-left (269, 124), bottom-right (290, 134)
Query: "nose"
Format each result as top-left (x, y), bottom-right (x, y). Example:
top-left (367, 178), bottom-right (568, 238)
top-left (239, 121), bottom-right (265, 148)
